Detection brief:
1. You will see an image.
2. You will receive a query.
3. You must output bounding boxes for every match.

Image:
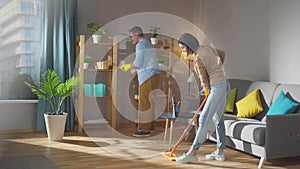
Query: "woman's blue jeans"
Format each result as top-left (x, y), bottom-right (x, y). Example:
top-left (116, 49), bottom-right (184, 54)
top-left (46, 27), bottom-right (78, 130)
top-left (191, 79), bottom-right (230, 150)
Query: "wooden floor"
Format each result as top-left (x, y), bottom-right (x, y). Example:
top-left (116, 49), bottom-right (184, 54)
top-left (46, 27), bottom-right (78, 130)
top-left (0, 127), bottom-right (300, 169)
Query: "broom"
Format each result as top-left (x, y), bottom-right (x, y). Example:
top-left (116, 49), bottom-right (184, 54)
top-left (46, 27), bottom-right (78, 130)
top-left (162, 96), bottom-right (208, 160)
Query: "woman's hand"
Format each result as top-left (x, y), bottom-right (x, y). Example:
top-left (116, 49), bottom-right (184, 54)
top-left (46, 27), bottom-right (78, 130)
top-left (203, 86), bottom-right (210, 97)
top-left (203, 88), bottom-right (210, 97)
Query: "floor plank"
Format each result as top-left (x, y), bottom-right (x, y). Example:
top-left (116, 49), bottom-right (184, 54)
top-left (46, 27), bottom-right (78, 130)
top-left (0, 130), bottom-right (299, 169)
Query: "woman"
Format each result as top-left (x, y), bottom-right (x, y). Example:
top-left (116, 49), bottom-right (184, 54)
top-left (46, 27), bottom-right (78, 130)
top-left (176, 33), bottom-right (230, 163)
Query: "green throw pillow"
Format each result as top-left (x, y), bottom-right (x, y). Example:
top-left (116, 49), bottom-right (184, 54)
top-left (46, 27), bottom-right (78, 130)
top-left (225, 88), bottom-right (237, 113)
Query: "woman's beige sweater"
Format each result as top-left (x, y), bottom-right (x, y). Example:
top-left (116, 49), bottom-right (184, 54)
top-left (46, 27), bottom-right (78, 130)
top-left (193, 46), bottom-right (225, 89)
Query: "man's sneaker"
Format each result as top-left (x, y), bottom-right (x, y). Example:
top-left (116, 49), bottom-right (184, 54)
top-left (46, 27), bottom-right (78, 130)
top-left (205, 151), bottom-right (225, 161)
top-left (133, 131), bottom-right (150, 137)
top-left (176, 153), bottom-right (198, 163)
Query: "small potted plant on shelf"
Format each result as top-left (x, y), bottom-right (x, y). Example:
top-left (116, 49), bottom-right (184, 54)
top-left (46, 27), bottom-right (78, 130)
top-left (86, 22), bottom-right (106, 43)
top-left (25, 69), bottom-right (81, 141)
top-left (84, 55), bottom-right (92, 69)
top-left (149, 27), bottom-right (160, 45)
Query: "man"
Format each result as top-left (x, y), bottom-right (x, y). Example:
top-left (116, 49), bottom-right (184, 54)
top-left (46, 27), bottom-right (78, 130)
top-left (128, 26), bottom-right (161, 137)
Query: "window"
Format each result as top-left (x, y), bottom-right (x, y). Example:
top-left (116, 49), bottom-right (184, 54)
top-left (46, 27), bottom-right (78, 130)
top-left (20, 1), bottom-right (33, 13)
top-left (0, 0), bottom-right (44, 100)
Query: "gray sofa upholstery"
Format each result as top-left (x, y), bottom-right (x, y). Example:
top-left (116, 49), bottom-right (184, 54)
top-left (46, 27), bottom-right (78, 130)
top-left (209, 79), bottom-right (300, 168)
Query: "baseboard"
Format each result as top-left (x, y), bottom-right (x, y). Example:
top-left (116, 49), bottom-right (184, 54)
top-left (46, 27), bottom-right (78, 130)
top-left (0, 129), bottom-right (35, 134)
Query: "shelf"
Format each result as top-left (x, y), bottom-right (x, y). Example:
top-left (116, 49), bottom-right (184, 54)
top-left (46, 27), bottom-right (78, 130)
top-left (88, 42), bottom-right (113, 45)
top-left (84, 68), bottom-right (113, 72)
top-left (84, 95), bottom-right (112, 99)
top-left (87, 37), bottom-right (113, 45)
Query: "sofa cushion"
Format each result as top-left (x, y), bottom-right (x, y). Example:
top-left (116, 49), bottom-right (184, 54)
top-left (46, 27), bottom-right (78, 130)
top-left (246, 81), bottom-right (279, 120)
top-left (273, 84), bottom-right (300, 114)
top-left (227, 79), bottom-right (253, 115)
top-left (267, 90), bottom-right (298, 115)
top-left (236, 89), bottom-right (263, 118)
top-left (225, 88), bottom-right (237, 113)
top-left (227, 79), bottom-right (279, 120)
top-left (225, 119), bottom-right (266, 146)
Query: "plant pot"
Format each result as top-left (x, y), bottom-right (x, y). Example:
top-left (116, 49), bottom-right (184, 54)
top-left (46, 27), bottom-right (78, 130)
top-left (92, 34), bottom-right (102, 43)
top-left (44, 112), bottom-right (67, 141)
top-left (83, 63), bottom-right (89, 69)
top-left (151, 37), bottom-right (158, 45)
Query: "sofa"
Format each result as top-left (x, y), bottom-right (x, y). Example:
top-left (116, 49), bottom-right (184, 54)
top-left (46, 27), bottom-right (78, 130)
top-left (209, 79), bottom-right (300, 168)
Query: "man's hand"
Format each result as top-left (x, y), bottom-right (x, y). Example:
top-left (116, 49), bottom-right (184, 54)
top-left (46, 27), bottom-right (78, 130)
top-left (119, 63), bottom-right (131, 71)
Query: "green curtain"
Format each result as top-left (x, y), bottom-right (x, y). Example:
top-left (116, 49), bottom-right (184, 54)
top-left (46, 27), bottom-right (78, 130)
top-left (37, 0), bottom-right (78, 131)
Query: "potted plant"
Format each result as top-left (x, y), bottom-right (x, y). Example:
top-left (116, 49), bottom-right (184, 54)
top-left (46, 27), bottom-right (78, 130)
top-left (86, 22), bottom-right (106, 43)
top-left (25, 69), bottom-right (81, 141)
top-left (84, 55), bottom-right (92, 69)
top-left (149, 27), bottom-right (160, 45)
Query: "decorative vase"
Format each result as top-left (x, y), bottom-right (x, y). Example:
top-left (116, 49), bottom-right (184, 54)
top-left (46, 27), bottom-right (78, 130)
top-left (44, 112), bottom-right (67, 141)
top-left (92, 34), bottom-right (102, 43)
top-left (151, 37), bottom-right (158, 45)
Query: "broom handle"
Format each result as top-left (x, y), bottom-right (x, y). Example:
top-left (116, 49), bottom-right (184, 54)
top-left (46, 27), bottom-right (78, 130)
top-left (170, 96), bottom-right (208, 154)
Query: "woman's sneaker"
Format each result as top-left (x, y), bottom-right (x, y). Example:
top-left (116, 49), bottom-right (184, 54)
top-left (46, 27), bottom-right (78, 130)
top-left (205, 151), bottom-right (225, 161)
top-left (176, 153), bottom-right (198, 163)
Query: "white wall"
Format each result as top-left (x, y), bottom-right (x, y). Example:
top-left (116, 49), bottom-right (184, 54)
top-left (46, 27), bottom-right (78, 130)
top-left (76, 0), bottom-right (300, 127)
top-left (0, 101), bottom-right (37, 131)
top-left (269, 0), bottom-right (300, 84)
top-left (198, 0), bottom-right (270, 81)
top-left (78, 0), bottom-right (300, 84)
top-left (198, 0), bottom-right (300, 84)
top-left (78, 0), bottom-right (273, 82)
top-left (78, 0), bottom-right (198, 35)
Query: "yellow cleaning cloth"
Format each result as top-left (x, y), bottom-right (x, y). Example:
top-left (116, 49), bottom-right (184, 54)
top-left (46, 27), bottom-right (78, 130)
top-left (119, 63), bottom-right (131, 71)
top-left (204, 88), bottom-right (209, 97)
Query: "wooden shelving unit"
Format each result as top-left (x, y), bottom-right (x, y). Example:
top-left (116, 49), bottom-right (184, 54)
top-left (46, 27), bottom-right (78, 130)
top-left (75, 35), bottom-right (118, 133)
top-left (74, 34), bottom-right (196, 133)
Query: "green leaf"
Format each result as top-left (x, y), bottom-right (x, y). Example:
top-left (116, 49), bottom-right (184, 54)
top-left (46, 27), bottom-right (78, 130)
top-left (25, 69), bottom-right (82, 114)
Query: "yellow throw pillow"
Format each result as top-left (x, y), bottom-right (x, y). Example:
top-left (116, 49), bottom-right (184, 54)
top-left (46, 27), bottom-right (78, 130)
top-left (225, 88), bottom-right (237, 113)
top-left (236, 89), bottom-right (263, 118)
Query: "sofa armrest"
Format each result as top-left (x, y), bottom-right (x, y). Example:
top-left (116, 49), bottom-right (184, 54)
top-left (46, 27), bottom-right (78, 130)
top-left (265, 113), bottom-right (300, 159)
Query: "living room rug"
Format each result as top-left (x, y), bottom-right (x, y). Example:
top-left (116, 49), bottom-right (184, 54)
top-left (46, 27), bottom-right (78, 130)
top-left (0, 154), bottom-right (59, 169)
